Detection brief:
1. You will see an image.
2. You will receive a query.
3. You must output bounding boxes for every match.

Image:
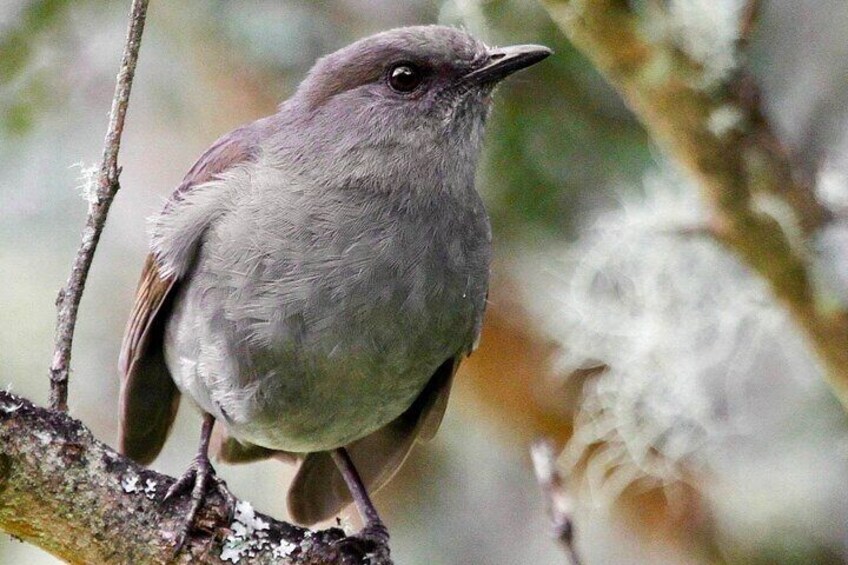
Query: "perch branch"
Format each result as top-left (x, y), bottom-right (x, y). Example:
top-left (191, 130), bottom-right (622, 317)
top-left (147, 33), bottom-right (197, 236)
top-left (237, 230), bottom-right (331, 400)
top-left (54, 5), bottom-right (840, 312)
top-left (0, 391), bottom-right (388, 564)
top-left (531, 439), bottom-right (582, 565)
top-left (541, 0), bottom-right (848, 412)
top-left (14, 2), bottom-right (393, 560)
top-left (49, 0), bottom-right (148, 412)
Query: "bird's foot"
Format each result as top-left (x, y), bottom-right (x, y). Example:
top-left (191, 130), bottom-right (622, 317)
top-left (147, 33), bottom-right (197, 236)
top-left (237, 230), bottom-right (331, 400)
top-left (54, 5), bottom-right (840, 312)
top-left (333, 520), bottom-right (391, 564)
top-left (355, 521), bottom-right (390, 546)
top-left (163, 454), bottom-right (236, 553)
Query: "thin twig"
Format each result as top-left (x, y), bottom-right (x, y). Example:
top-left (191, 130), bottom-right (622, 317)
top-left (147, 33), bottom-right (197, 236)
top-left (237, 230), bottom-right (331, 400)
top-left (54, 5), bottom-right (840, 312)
top-left (531, 439), bottom-right (583, 565)
top-left (738, 0), bottom-right (762, 49)
top-left (49, 0), bottom-right (149, 411)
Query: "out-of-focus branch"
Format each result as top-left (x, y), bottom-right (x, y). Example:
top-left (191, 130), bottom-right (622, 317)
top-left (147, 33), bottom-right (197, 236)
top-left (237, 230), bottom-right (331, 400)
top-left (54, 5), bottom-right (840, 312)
top-left (738, 0), bottom-right (762, 48)
top-left (531, 439), bottom-right (582, 565)
top-left (0, 391), bottom-right (388, 564)
top-left (49, 0), bottom-right (148, 412)
top-left (541, 0), bottom-right (848, 412)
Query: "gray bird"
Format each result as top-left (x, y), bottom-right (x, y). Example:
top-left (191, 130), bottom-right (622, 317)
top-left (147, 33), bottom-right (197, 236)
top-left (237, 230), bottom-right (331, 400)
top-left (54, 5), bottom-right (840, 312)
top-left (118, 24), bottom-right (550, 550)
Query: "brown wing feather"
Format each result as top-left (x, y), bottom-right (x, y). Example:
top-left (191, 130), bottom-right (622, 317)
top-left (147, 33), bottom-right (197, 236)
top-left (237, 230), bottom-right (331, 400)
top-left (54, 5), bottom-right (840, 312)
top-left (210, 422), bottom-right (298, 465)
top-left (118, 256), bottom-right (180, 464)
top-left (418, 356), bottom-right (461, 441)
top-left (287, 355), bottom-right (461, 525)
top-left (117, 123), bottom-right (265, 464)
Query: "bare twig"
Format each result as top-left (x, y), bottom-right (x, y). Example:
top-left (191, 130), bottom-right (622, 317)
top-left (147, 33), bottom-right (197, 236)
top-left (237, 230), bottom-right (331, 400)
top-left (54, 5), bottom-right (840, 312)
top-left (531, 439), bottom-right (583, 565)
top-left (738, 0), bottom-right (762, 48)
top-left (49, 0), bottom-right (149, 411)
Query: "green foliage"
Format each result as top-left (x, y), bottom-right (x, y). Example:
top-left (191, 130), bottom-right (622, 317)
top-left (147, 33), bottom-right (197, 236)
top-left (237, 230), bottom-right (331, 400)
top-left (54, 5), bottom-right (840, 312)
top-left (479, 0), bottom-right (651, 237)
top-left (0, 0), bottom-right (73, 135)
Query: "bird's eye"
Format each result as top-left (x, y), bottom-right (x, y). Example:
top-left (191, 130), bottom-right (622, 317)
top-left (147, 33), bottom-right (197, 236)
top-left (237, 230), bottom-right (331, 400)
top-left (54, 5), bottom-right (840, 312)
top-left (387, 64), bottom-right (423, 93)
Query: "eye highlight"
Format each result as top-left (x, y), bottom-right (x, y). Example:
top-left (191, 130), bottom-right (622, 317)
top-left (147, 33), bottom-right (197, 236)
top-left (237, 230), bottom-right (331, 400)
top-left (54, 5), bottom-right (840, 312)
top-left (387, 63), bottom-right (423, 93)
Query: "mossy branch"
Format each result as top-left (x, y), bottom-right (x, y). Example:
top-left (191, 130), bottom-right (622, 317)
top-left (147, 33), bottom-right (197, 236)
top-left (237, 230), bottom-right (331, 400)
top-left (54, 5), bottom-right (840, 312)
top-left (542, 0), bottom-right (848, 412)
top-left (5, 1), bottom-right (388, 561)
top-left (0, 391), bottom-right (385, 564)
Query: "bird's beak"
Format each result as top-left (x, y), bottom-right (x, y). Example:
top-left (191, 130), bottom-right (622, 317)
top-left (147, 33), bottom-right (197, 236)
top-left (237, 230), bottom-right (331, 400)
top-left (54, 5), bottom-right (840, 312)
top-left (464, 44), bottom-right (552, 86)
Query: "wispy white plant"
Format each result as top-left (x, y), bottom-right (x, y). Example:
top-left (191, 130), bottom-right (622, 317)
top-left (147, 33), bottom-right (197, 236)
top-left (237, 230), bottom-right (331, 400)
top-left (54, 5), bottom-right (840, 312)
top-left (521, 164), bottom-right (824, 506)
top-left (71, 161), bottom-right (100, 211)
top-left (666, 0), bottom-right (746, 85)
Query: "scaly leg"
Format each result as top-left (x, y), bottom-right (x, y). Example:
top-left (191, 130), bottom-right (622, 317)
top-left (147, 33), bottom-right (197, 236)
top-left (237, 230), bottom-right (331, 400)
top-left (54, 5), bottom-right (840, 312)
top-left (164, 413), bottom-right (236, 552)
top-left (331, 447), bottom-right (390, 546)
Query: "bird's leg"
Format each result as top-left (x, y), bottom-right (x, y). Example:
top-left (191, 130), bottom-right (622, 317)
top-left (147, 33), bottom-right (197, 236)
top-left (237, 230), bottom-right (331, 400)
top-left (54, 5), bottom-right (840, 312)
top-left (331, 447), bottom-right (390, 546)
top-left (164, 413), bottom-right (236, 551)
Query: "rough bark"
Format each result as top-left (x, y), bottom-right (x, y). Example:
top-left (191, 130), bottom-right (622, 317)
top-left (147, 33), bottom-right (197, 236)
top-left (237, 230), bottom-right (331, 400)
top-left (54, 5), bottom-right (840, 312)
top-left (542, 0), bottom-right (848, 412)
top-left (0, 391), bottom-right (390, 564)
top-left (8, 1), bottom-right (394, 561)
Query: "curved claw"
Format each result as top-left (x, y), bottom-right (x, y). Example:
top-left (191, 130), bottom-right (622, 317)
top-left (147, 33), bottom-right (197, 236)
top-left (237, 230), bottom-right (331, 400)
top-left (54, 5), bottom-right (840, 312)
top-left (163, 458), bottom-right (205, 552)
top-left (163, 414), bottom-right (236, 554)
top-left (355, 521), bottom-right (390, 546)
top-left (331, 520), bottom-right (391, 564)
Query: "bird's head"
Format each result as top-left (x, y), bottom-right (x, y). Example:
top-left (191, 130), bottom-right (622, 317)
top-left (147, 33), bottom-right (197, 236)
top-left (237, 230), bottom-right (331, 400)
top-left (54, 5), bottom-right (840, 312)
top-left (278, 26), bottom-right (551, 193)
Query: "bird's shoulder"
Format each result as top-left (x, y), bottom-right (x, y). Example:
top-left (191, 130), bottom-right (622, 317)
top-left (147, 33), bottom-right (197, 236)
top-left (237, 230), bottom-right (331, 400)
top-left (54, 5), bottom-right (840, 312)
top-left (148, 116), bottom-right (284, 278)
top-left (172, 117), bottom-right (274, 204)
top-left (118, 116), bottom-right (279, 463)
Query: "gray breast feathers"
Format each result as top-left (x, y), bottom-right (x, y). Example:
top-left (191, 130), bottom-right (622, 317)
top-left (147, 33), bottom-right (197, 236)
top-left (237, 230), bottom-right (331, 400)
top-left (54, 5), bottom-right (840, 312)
top-left (160, 161), bottom-right (491, 450)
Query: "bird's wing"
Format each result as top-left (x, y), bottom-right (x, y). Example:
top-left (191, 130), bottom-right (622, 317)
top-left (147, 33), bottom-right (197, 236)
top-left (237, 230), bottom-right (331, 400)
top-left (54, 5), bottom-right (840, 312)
top-left (418, 355), bottom-right (461, 441)
top-left (117, 256), bottom-right (180, 464)
top-left (286, 355), bottom-right (461, 525)
top-left (117, 125), bottom-right (262, 465)
top-left (210, 422), bottom-right (299, 465)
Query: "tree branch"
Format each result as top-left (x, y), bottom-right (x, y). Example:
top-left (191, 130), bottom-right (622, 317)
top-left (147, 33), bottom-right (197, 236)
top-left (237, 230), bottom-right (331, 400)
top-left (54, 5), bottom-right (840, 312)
top-left (530, 439), bottom-right (582, 565)
top-left (49, 0), bottom-right (148, 412)
top-left (0, 391), bottom-right (389, 564)
top-left (25, 3), bottom-right (390, 561)
top-left (541, 0), bottom-right (848, 412)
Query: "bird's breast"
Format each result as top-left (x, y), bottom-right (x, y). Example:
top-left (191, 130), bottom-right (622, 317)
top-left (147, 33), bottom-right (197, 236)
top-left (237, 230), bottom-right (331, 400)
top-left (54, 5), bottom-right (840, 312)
top-left (165, 179), bottom-right (491, 452)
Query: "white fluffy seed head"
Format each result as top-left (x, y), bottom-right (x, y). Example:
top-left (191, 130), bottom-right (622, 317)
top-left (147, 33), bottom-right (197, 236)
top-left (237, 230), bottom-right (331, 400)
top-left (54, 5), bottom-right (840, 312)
top-left (520, 163), bottom-right (820, 503)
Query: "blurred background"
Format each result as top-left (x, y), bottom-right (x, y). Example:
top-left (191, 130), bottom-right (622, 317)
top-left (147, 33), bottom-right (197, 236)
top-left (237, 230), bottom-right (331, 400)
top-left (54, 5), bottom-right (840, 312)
top-left (2, 1), bottom-right (848, 563)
